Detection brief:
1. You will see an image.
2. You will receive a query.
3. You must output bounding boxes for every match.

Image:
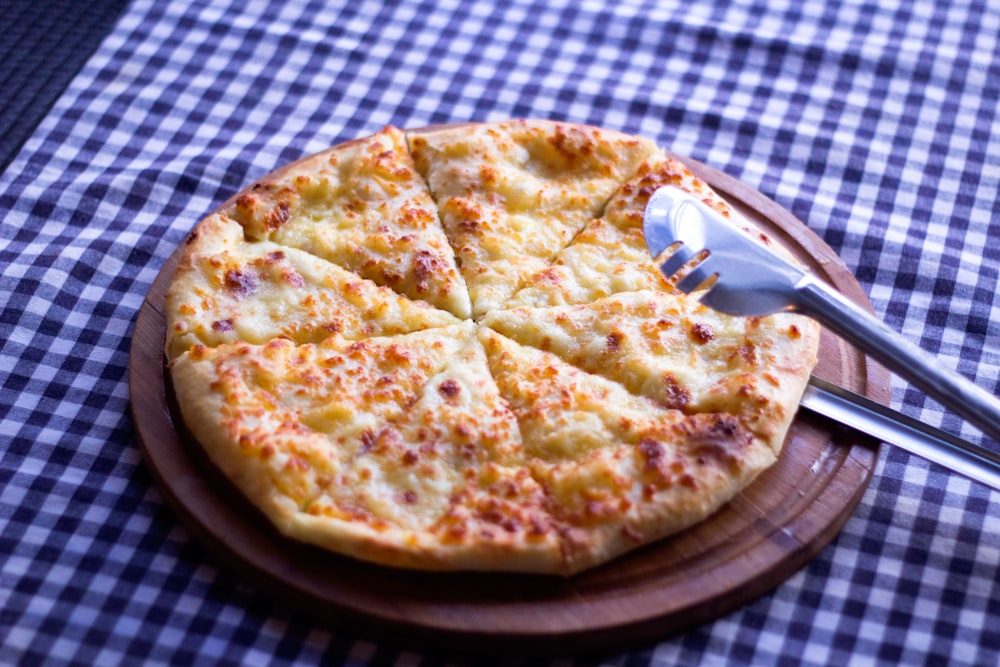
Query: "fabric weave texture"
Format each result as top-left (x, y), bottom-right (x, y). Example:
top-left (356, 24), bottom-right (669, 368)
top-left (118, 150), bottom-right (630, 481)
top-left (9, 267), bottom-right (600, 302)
top-left (2, 0), bottom-right (999, 665)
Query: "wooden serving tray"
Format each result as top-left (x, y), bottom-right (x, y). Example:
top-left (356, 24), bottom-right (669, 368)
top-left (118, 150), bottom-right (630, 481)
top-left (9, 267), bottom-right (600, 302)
top-left (128, 140), bottom-right (887, 656)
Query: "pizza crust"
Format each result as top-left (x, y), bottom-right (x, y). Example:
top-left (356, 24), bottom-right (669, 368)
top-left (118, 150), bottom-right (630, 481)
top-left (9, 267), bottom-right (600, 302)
top-left (165, 121), bottom-right (821, 575)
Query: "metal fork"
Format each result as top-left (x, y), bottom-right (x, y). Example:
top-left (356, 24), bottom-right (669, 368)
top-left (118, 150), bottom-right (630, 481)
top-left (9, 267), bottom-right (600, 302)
top-left (643, 185), bottom-right (1000, 489)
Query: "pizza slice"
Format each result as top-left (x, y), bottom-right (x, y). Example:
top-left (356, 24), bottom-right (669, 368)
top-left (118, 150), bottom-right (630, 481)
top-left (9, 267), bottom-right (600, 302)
top-left (329, 332), bottom-right (525, 525)
top-left (303, 333), bottom-right (564, 572)
top-left (165, 213), bottom-right (459, 360)
top-left (168, 323), bottom-right (475, 550)
top-left (482, 291), bottom-right (820, 452)
top-left (506, 151), bottom-right (735, 308)
top-left (227, 125), bottom-right (472, 318)
top-left (409, 120), bottom-right (658, 316)
top-left (479, 327), bottom-right (776, 575)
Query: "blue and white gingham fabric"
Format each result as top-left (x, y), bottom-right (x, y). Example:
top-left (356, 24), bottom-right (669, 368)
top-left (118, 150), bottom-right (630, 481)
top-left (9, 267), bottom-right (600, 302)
top-left (3, 0), bottom-right (1000, 664)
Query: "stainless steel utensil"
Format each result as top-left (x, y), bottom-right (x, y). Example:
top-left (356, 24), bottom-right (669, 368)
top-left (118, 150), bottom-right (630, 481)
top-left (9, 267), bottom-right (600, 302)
top-left (803, 377), bottom-right (1000, 490)
top-left (643, 185), bottom-right (1000, 490)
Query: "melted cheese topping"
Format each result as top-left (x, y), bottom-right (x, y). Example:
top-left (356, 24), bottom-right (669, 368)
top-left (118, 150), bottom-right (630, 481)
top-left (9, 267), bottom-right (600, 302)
top-left (227, 126), bottom-right (471, 318)
top-left (165, 214), bottom-right (459, 360)
top-left (167, 121), bottom-right (821, 575)
top-left (507, 152), bottom-right (732, 308)
top-left (409, 121), bottom-right (658, 316)
top-left (482, 290), bottom-right (819, 450)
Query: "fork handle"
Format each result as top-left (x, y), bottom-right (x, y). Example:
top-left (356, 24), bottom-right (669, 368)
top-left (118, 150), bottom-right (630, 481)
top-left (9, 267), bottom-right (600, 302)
top-left (794, 275), bottom-right (1000, 443)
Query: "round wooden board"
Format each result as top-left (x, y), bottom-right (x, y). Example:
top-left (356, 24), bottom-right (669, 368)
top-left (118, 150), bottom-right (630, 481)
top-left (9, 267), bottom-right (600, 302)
top-left (128, 133), bottom-right (887, 656)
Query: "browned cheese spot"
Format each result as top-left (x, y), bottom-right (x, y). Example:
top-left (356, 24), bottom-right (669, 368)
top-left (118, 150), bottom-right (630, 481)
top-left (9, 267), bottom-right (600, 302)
top-left (479, 164), bottom-right (500, 185)
top-left (438, 379), bottom-right (461, 398)
top-left (224, 269), bottom-right (258, 298)
top-left (686, 414), bottom-right (753, 473)
top-left (412, 249), bottom-right (437, 293)
top-left (638, 437), bottom-right (666, 472)
top-left (359, 429), bottom-right (376, 454)
top-left (234, 193), bottom-right (256, 215)
top-left (691, 322), bottom-right (715, 344)
top-left (282, 269), bottom-right (305, 288)
top-left (547, 125), bottom-right (591, 168)
top-left (264, 200), bottom-right (290, 232)
top-left (736, 342), bottom-right (758, 366)
top-left (661, 374), bottom-right (691, 409)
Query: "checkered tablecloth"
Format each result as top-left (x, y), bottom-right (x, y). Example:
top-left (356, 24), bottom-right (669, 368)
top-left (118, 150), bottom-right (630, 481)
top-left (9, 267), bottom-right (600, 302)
top-left (3, 0), bottom-right (1000, 664)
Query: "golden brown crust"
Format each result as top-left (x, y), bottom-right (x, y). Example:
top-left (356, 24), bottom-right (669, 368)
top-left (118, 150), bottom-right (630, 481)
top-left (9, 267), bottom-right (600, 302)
top-left (166, 120), bottom-right (821, 575)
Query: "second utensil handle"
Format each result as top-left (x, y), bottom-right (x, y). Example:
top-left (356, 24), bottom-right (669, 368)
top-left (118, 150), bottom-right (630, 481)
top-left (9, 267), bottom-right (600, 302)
top-left (803, 377), bottom-right (1000, 491)
top-left (795, 275), bottom-right (1000, 443)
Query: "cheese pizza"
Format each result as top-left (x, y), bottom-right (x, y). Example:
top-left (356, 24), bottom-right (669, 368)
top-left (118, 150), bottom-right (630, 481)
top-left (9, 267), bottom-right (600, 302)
top-left (165, 120), bottom-right (820, 575)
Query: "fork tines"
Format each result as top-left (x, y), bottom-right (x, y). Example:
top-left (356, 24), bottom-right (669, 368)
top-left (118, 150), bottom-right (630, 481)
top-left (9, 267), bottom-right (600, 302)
top-left (659, 244), bottom-right (714, 293)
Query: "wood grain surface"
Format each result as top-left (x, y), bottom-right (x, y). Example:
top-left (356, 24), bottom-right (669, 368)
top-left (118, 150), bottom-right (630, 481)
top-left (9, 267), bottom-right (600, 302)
top-left (128, 135), bottom-right (887, 656)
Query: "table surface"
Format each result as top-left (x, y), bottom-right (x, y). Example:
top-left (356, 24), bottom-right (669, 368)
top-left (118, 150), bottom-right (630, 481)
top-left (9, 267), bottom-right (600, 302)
top-left (3, 0), bottom-right (999, 665)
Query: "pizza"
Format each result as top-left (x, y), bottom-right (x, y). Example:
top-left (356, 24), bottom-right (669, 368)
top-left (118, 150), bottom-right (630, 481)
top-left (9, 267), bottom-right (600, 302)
top-left (165, 120), bottom-right (821, 576)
